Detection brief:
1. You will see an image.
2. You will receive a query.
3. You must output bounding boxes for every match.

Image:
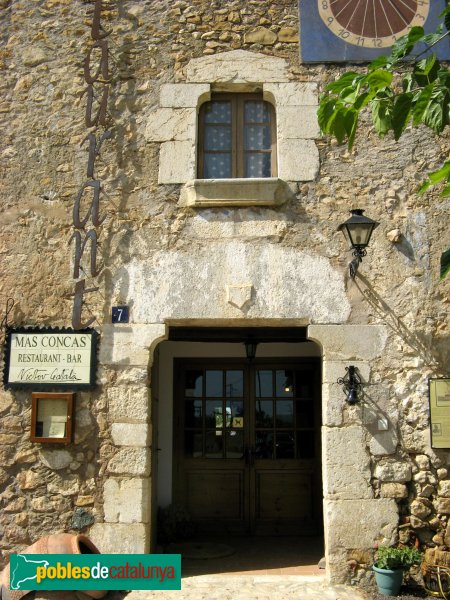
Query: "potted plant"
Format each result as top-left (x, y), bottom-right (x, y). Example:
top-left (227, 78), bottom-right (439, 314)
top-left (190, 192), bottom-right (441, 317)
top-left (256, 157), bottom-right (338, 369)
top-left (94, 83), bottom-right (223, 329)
top-left (373, 545), bottom-right (423, 596)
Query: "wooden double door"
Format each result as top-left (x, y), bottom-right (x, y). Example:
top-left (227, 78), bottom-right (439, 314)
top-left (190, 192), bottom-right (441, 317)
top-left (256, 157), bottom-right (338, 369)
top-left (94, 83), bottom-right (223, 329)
top-left (173, 358), bottom-right (322, 536)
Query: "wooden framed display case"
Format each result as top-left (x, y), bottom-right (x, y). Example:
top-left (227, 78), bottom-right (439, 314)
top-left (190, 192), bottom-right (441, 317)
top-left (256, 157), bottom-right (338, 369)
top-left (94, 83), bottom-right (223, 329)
top-left (31, 392), bottom-right (74, 444)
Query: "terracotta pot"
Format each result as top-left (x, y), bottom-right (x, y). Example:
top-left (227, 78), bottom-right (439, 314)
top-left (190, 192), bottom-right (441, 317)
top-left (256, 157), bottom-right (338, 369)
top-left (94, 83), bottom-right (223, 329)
top-left (0, 534), bottom-right (106, 600)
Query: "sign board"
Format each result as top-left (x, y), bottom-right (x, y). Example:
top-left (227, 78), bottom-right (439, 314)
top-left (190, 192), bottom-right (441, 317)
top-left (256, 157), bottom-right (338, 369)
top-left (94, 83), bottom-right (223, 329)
top-left (300, 0), bottom-right (450, 63)
top-left (429, 378), bottom-right (450, 449)
top-left (3, 328), bottom-right (98, 390)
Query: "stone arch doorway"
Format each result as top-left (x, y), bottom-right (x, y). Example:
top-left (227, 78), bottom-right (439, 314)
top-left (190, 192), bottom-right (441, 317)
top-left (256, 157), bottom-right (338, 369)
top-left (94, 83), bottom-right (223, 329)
top-left (151, 326), bottom-right (323, 547)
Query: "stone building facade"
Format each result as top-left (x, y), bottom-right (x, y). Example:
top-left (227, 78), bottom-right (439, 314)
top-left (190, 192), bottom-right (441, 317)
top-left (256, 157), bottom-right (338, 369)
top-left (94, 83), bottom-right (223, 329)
top-left (0, 0), bottom-right (449, 586)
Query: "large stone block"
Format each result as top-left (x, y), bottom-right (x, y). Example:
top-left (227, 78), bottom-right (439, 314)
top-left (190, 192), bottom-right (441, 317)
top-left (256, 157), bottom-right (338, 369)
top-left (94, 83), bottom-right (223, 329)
top-left (160, 83), bottom-right (210, 108)
top-left (374, 461), bottom-right (412, 483)
top-left (17, 470), bottom-right (43, 491)
top-left (321, 383), bottom-right (344, 427)
top-left (308, 325), bottom-right (388, 361)
top-left (47, 474), bottom-right (80, 496)
top-left (107, 448), bottom-right (150, 476)
top-left (325, 499), bottom-right (398, 573)
top-left (438, 480), bottom-right (450, 497)
top-left (263, 82), bottom-right (318, 106)
top-left (116, 368), bottom-right (148, 385)
top-left (180, 207), bottom-right (289, 239)
top-left (103, 477), bottom-right (151, 523)
top-left (39, 449), bottom-right (72, 470)
top-left (411, 499), bottom-right (432, 519)
top-left (159, 141), bottom-right (196, 184)
top-left (22, 48), bottom-right (48, 67)
top-left (144, 108), bottom-right (196, 142)
top-left (107, 385), bottom-right (150, 423)
top-left (100, 324), bottom-right (166, 367)
top-left (125, 242), bottom-right (351, 324)
top-left (0, 390), bottom-right (13, 414)
top-left (323, 426), bottom-right (373, 499)
top-left (399, 424), bottom-right (428, 453)
top-left (380, 483), bottom-right (408, 499)
top-left (413, 470), bottom-right (437, 485)
top-left (323, 361), bottom-right (371, 385)
top-left (89, 523), bottom-right (149, 554)
top-left (244, 26), bottom-right (278, 45)
top-left (277, 138), bottom-right (319, 181)
top-left (434, 498), bottom-right (450, 514)
top-left (186, 50), bottom-right (290, 83)
top-left (111, 423), bottom-right (150, 447)
top-left (277, 106), bottom-right (320, 139)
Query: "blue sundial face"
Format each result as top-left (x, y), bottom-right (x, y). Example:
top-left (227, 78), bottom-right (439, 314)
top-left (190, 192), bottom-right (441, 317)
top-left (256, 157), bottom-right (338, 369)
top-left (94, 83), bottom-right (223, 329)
top-left (300, 0), bottom-right (450, 62)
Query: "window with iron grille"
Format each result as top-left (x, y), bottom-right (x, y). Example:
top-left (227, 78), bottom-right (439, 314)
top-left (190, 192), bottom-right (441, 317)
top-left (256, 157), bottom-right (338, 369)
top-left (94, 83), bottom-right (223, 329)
top-left (198, 93), bottom-right (277, 179)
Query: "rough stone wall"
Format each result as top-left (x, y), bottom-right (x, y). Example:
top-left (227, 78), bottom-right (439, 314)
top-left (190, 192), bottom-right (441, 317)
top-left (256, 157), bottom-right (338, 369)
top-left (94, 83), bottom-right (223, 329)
top-left (0, 0), bottom-right (311, 569)
top-left (0, 0), bottom-right (449, 583)
top-left (315, 100), bottom-right (450, 584)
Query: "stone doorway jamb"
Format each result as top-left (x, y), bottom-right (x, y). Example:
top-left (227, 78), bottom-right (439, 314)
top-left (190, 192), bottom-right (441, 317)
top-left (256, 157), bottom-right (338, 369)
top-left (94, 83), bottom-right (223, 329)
top-left (89, 323), bottom-right (167, 554)
top-left (308, 324), bottom-right (398, 584)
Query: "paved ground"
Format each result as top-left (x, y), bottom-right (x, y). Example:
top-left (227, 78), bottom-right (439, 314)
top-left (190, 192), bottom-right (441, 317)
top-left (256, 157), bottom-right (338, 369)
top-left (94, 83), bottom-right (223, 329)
top-left (3, 575), bottom-right (372, 600)
top-left (3, 537), bottom-right (374, 600)
top-left (23, 575), bottom-right (371, 600)
top-left (123, 574), bottom-right (371, 600)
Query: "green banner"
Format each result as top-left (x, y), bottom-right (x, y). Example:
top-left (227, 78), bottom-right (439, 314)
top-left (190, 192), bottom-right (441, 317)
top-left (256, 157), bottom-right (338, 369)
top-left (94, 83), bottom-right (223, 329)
top-left (9, 554), bottom-right (181, 591)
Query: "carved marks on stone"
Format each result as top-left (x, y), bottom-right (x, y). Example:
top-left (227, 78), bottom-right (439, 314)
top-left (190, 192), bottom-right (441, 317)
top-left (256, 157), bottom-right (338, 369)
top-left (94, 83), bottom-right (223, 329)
top-left (226, 283), bottom-right (254, 311)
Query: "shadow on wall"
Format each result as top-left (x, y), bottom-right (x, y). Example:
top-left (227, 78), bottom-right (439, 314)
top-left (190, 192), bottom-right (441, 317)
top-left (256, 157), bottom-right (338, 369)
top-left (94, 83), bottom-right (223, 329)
top-left (99, 3), bottom-right (144, 326)
top-left (354, 273), bottom-right (450, 474)
top-left (354, 274), bottom-right (444, 368)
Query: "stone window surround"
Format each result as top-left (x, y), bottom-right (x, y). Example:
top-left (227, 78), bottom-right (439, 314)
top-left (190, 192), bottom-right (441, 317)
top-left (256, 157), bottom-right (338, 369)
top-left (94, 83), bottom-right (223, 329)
top-left (143, 50), bottom-right (320, 206)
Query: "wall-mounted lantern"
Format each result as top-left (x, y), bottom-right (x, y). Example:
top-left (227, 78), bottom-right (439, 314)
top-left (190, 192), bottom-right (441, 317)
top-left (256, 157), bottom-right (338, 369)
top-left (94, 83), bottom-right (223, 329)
top-left (337, 209), bottom-right (379, 278)
top-left (337, 365), bottom-right (362, 404)
top-left (244, 340), bottom-right (258, 361)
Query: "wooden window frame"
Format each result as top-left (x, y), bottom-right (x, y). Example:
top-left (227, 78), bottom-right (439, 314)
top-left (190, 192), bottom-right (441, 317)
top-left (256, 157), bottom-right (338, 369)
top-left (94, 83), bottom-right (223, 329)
top-left (198, 93), bottom-right (277, 179)
top-left (31, 392), bottom-right (74, 444)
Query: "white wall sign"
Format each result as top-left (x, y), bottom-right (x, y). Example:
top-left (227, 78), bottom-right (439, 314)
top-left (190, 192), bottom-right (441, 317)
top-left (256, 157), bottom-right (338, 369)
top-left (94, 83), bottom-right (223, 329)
top-left (4, 328), bottom-right (98, 390)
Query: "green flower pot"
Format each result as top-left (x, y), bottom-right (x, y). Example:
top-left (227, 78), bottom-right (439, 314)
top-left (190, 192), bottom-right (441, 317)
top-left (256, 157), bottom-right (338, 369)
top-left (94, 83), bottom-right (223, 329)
top-left (373, 565), bottom-right (404, 596)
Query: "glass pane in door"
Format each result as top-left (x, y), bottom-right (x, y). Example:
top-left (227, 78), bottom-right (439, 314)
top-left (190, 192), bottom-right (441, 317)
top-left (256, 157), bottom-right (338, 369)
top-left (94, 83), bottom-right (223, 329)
top-left (226, 371), bottom-right (244, 397)
top-left (256, 400), bottom-right (273, 427)
top-left (184, 368), bottom-right (246, 459)
top-left (185, 370), bottom-right (203, 396)
top-left (276, 431), bottom-right (295, 458)
top-left (276, 369), bottom-right (294, 397)
top-left (226, 430), bottom-right (244, 458)
top-left (255, 370), bottom-right (272, 397)
top-left (276, 400), bottom-right (294, 427)
top-left (255, 431), bottom-right (274, 459)
top-left (206, 370), bottom-right (223, 397)
top-left (185, 400), bottom-right (202, 427)
top-left (205, 430), bottom-right (223, 458)
top-left (254, 368), bottom-right (316, 461)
